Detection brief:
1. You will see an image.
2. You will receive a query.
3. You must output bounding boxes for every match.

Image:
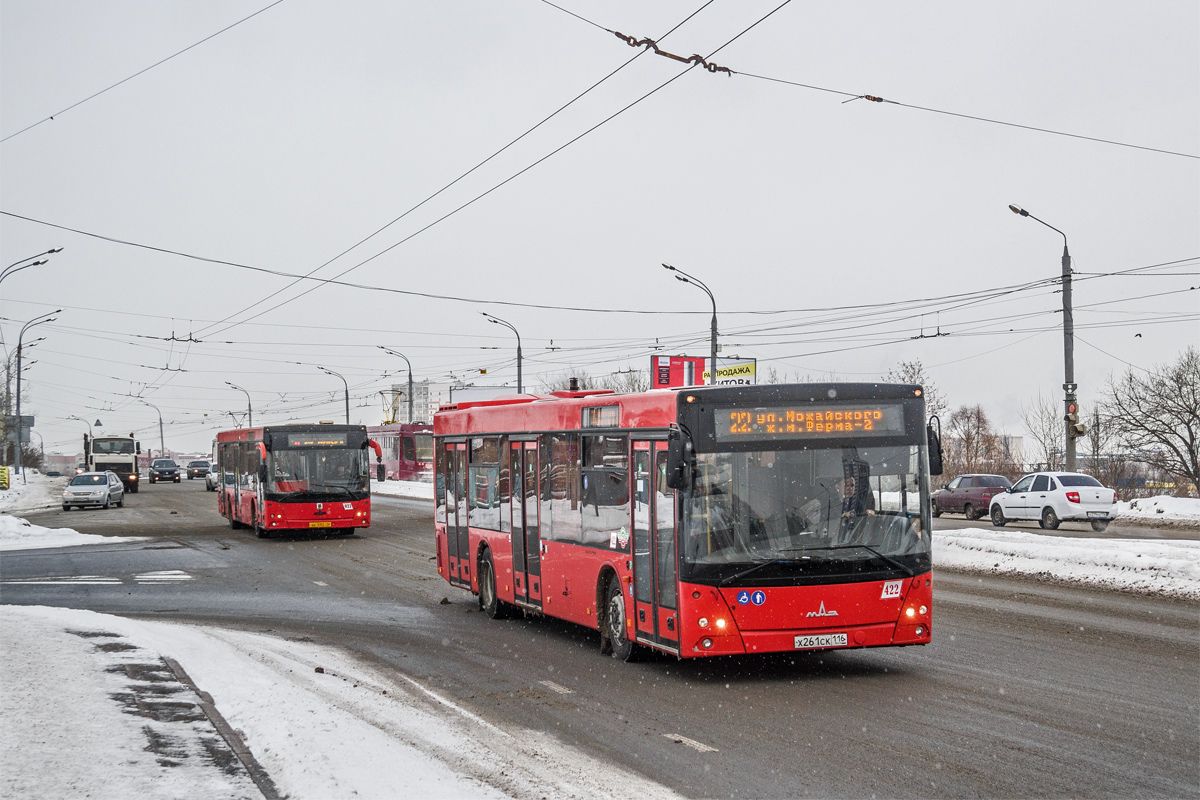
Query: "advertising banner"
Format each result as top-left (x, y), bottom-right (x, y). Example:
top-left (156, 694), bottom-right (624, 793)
top-left (650, 355), bottom-right (757, 388)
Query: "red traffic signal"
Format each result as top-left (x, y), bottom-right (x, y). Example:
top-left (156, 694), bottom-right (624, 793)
top-left (1066, 401), bottom-right (1078, 414)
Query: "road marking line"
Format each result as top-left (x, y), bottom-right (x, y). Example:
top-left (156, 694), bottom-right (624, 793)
top-left (395, 674), bottom-right (512, 739)
top-left (539, 679), bottom-right (574, 695)
top-left (663, 733), bottom-right (718, 752)
top-left (312, 581), bottom-right (328, 587)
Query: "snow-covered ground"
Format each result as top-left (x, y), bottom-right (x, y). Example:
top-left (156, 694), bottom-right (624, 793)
top-left (370, 477), bottom-right (433, 500)
top-left (1, 605), bottom-right (680, 800)
top-left (1116, 495), bottom-right (1200, 527)
top-left (0, 515), bottom-right (144, 551)
top-left (934, 528), bottom-right (1200, 598)
top-left (0, 468), bottom-right (67, 515)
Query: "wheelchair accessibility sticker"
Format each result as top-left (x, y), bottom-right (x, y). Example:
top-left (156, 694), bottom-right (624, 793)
top-left (737, 590), bottom-right (767, 606)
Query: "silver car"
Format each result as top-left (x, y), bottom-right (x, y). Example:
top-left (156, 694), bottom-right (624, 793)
top-left (205, 464), bottom-right (221, 492)
top-left (62, 471), bottom-right (125, 510)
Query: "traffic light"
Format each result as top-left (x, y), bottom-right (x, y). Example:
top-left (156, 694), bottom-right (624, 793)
top-left (1065, 401), bottom-right (1087, 438)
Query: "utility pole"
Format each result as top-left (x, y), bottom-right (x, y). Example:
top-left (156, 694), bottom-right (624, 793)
top-left (378, 347), bottom-right (415, 423)
top-left (1009, 205), bottom-right (1079, 470)
top-left (14, 310), bottom-right (59, 479)
top-left (663, 264), bottom-right (719, 385)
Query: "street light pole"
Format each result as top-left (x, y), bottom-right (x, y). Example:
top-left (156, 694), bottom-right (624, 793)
top-left (225, 381), bottom-right (253, 427)
top-left (14, 310), bottom-right (59, 478)
top-left (377, 346), bottom-right (414, 423)
top-left (318, 367), bottom-right (350, 423)
top-left (481, 314), bottom-right (522, 394)
top-left (1009, 204), bottom-right (1077, 470)
top-left (663, 264), bottom-right (718, 385)
top-left (139, 399), bottom-right (165, 458)
top-left (0, 248), bottom-right (61, 294)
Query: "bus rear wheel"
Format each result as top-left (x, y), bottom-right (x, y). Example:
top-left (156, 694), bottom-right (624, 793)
top-left (478, 550), bottom-right (513, 619)
top-left (604, 580), bottom-right (639, 662)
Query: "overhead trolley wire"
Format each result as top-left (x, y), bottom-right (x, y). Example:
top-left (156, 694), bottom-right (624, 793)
top-left (1, 0), bottom-right (289, 143)
top-left (195, 0), bottom-right (718, 337)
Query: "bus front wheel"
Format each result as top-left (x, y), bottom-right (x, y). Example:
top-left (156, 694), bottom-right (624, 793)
top-left (604, 580), bottom-right (639, 662)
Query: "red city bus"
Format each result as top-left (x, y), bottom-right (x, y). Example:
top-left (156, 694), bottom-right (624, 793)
top-left (215, 423), bottom-right (382, 537)
top-left (434, 383), bottom-right (941, 660)
top-left (366, 423), bottom-right (434, 482)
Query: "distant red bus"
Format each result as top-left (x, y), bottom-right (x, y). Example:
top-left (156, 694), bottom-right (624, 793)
top-left (434, 383), bottom-right (939, 660)
top-left (215, 423), bottom-right (381, 537)
top-left (366, 423), bottom-right (433, 482)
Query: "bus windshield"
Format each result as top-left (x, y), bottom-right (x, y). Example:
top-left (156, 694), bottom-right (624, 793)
top-left (682, 444), bottom-right (930, 584)
top-left (268, 447), bottom-right (368, 500)
top-left (92, 439), bottom-right (135, 455)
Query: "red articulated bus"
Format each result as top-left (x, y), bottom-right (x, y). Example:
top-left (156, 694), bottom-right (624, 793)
top-left (366, 423), bottom-right (434, 482)
top-left (434, 383), bottom-right (941, 661)
top-left (215, 423), bottom-right (382, 537)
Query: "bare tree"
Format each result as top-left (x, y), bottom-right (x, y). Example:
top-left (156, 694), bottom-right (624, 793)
top-left (944, 405), bottom-right (999, 475)
top-left (1103, 346), bottom-right (1200, 496)
top-left (608, 369), bottom-right (650, 394)
top-left (884, 359), bottom-right (946, 419)
top-left (1022, 393), bottom-right (1063, 471)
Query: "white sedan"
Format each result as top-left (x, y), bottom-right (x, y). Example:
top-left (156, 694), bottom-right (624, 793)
top-left (62, 471), bottom-right (125, 510)
top-left (989, 471), bottom-right (1116, 531)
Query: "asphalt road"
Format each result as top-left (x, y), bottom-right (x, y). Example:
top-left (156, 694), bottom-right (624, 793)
top-left (3, 481), bottom-right (1198, 799)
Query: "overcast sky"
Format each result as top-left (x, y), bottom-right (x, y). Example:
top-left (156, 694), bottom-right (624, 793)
top-left (2, 0), bottom-right (1197, 456)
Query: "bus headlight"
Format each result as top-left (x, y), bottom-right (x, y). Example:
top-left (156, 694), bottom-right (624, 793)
top-left (698, 617), bottom-right (709, 628)
top-left (714, 618), bottom-right (727, 630)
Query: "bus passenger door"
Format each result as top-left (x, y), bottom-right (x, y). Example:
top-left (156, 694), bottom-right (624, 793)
top-left (446, 442), bottom-right (470, 588)
top-left (632, 441), bottom-right (678, 650)
top-left (510, 442), bottom-right (542, 607)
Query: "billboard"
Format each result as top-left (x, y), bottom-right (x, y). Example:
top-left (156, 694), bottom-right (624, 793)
top-left (650, 355), bottom-right (757, 388)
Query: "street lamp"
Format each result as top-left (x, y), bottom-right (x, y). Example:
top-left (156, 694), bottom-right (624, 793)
top-left (317, 366), bottom-right (350, 423)
top-left (1009, 204), bottom-right (1077, 470)
top-left (662, 264), bottom-right (718, 386)
top-left (225, 381), bottom-right (253, 427)
top-left (481, 313), bottom-right (522, 394)
top-left (0, 248), bottom-right (61, 292)
top-left (377, 346), bottom-right (415, 423)
top-left (67, 415), bottom-right (93, 436)
top-left (14, 309), bottom-right (59, 478)
top-left (139, 399), bottom-right (165, 458)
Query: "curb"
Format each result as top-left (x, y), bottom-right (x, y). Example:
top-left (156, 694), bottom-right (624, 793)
top-left (162, 656), bottom-right (283, 800)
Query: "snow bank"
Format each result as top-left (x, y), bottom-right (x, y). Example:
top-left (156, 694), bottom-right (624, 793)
top-left (1, 606), bottom-right (259, 799)
top-left (0, 469), bottom-right (67, 515)
top-left (371, 477), bottom-right (434, 501)
top-left (1116, 495), bottom-right (1200, 527)
top-left (934, 528), bottom-right (1200, 598)
top-left (1, 605), bottom-right (680, 800)
top-left (0, 515), bottom-right (144, 551)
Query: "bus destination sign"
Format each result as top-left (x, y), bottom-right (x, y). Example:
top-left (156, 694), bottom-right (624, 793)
top-left (286, 433), bottom-right (349, 447)
top-left (714, 403), bottom-right (906, 442)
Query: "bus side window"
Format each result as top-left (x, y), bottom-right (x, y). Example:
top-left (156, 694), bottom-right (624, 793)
top-left (581, 434), bottom-right (629, 549)
top-left (402, 437), bottom-right (416, 462)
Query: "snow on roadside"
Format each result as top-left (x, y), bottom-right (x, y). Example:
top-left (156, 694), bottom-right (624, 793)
top-left (0, 515), bottom-right (144, 551)
top-left (0, 469), bottom-right (67, 515)
top-left (1116, 495), bottom-right (1200, 527)
top-left (1, 605), bottom-right (681, 800)
top-left (934, 528), bottom-right (1200, 599)
top-left (1, 606), bottom-right (259, 799)
top-left (371, 477), bottom-right (434, 500)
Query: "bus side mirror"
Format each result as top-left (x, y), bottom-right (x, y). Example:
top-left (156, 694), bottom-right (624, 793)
top-left (258, 463), bottom-right (268, 483)
top-left (377, 463), bottom-right (386, 482)
top-left (135, 442), bottom-right (141, 455)
top-left (927, 417), bottom-right (944, 476)
top-left (665, 430), bottom-right (694, 490)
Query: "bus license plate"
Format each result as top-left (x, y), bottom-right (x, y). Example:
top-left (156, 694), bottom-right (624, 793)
top-left (794, 633), bottom-right (848, 650)
top-left (308, 521), bottom-right (333, 528)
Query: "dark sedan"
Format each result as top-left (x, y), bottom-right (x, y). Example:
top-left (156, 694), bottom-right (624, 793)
top-left (932, 474), bottom-right (1012, 519)
top-left (148, 458), bottom-right (181, 484)
top-left (186, 460), bottom-right (211, 479)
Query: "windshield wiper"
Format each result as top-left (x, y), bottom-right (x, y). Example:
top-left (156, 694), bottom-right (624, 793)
top-left (718, 558), bottom-right (808, 587)
top-left (793, 544), bottom-right (915, 577)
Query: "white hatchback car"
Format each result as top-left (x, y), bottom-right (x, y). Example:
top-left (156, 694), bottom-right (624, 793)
top-left (989, 471), bottom-right (1116, 532)
top-left (62, 470), bottom-right (125, 510)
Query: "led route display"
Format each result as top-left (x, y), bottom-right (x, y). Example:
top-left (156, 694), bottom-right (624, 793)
top-left (714, 403), bottom-right (906, 442)
top-left (285, 433), bottom-right (349, 448)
